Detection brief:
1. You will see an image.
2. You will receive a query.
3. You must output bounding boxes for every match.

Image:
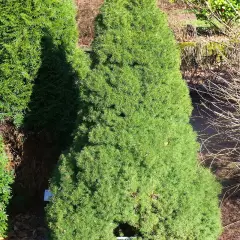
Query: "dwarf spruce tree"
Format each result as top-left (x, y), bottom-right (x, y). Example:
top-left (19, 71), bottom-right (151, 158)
top-left (47, 0), bottom-right (222, 239)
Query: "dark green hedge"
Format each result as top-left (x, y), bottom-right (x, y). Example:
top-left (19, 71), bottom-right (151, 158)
top-left (0, 136), bottom-right (13, 237)
top-left (0, 0), bottom-right (89, 127)
top-left (0, 0), bottom-right (89, 235)
top-left (46, 0), bottom-right (222, 239)
top-left (0, 0), bottom-right (44, 125)
top-left (24, 0), bottom-right (89, 145)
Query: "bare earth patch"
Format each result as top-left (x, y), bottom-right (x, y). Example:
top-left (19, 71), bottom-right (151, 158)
top-left (220, 199), bottom-right (240, 240)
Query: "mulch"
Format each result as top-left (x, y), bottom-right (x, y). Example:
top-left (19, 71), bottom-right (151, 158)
top-left (7, 213), bottom-right (47, 240)
top-left (0, 121), bottom-right (58, 240)
top-left (220, 198), bottom-right (240, 240)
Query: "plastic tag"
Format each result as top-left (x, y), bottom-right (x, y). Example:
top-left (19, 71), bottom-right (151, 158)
top-left (44, 189), bottom-right (53, 202)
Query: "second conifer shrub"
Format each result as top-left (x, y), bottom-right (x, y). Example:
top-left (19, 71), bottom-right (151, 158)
top-left (0, 0), bottom-right (89, 127)
top-left (24, 0), bottom-right (89, 143)
top-left (47, 0), bottom-right (222, 239)
top-left (0, 0), bottom-right (44, 125)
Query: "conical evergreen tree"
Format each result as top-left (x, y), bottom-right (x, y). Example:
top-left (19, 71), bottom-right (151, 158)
top-left (47, 1), bottom-right (222, 239)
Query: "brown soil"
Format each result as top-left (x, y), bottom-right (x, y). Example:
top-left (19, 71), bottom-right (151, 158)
top-left (1, 122), bottom-right (61, 212)
top-left (0, 121), bottom-right (60, 240)
top-left (76, 0), bottom-right (103, 46)
top-left (220, 199), bottom-right (240, 240)
top-left (7, 213), bottom-right (47, 240)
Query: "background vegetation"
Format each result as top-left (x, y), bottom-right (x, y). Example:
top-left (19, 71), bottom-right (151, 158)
top-left (186, 0), bottom-right (240, 24)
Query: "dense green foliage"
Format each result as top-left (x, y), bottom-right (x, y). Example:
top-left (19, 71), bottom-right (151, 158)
top-left (0, 0), bottom-right (89, 127)
top-left (0, 136), bottom-right (13, 237)
top-left (0, 0), bottom-right (88, 234)
top-left (186, 0), bottom-right (240, 24)
top-left (0, 0), bottom-right (43, 125)
top-left (47, 1), bottom-right (222, 239)
top-left (24, 0), bottom-right (89, 145)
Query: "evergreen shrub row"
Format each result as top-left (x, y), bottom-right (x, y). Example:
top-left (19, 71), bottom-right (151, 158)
top-left (0, 0), bottom-right (223, 239)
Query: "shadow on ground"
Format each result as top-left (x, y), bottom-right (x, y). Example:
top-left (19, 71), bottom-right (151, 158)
top-left (3, 35), bottom-right (81, 239)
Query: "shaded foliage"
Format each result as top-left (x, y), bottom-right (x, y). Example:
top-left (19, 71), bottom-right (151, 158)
top-left (24, 36), bottom-right (81, 148)
top-left (47, 0), bottom-right (222, 239)
top-left (0, 0), bottom-right (89, 127)
top-left (7, 0), bottom-right (89, 211)
top-left (8, 34), bottom-right (86, 212)
top-left (24, 0), bottom-right (89, 147)
top-left (0, 0), bottom-right (89, 237)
